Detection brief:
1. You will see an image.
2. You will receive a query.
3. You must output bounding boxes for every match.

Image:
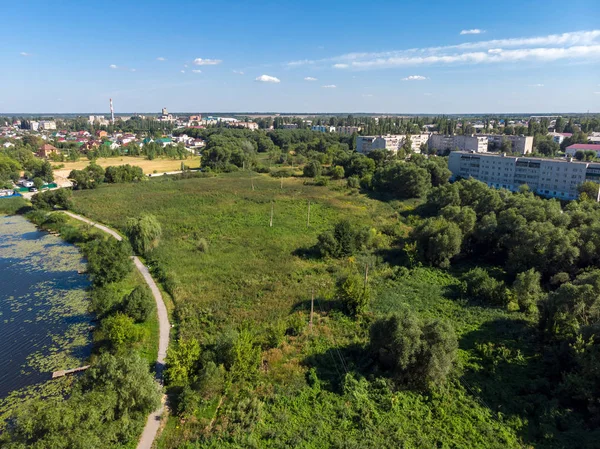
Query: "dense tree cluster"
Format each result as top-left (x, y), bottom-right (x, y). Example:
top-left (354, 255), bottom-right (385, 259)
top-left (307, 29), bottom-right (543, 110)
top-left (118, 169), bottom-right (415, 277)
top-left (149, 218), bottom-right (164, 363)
top-left (125, 214), bottom-right (162, 255)
top-left (84, 237), bottom-right (133, 286)
top-left (31, 188), bottom-right (73, 210)
top-left (70, 163), bottom-right (146, 189)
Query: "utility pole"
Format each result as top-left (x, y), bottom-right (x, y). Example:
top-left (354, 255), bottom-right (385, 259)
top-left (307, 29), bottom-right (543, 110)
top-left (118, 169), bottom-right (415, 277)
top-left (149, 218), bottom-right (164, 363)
top-left (269, 201), bottom-right (274, 227)
top-left (309, 288), bottom-right (314, 332)
top-left (364, 263), bottom-right (369, 289)
top-left (307, 200), bottom-right (311, 228)
top-left (280, 177), bottom-right (283, 190)
top-left (251, 177), bottom-right (255, 191)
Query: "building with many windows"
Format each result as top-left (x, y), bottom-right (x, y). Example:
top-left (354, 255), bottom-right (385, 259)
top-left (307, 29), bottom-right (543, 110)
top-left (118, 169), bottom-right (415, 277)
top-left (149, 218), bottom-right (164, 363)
top-left (483, 134), bottom-right (533, 154)
top-left (449, 151), bottom-right (598, 200)
top-left (429, 134), bottom-right (488, 153)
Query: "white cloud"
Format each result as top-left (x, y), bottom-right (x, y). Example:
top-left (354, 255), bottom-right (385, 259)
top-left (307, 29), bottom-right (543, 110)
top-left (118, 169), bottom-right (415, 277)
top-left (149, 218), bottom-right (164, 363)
top-left (595, 92), bottom-right (600, 94)
top-left (184, 64), bottom-right (188, 68)
top-left (322, 84), bottom-right (337, 88)
top-left (233, 70), bottom-right (244, 75)
top-left (130, 68), bottom-right (136, 72)
top-left (529, 83), bottom-right (544, 87)
top-left (424, 92), bottom-right (433, 96)
top-left (255, 74), bottom-right (281, 83)
top-left (20, 52), bottom-right (30, 56)
top-left (181, 70), bottom-right (186, 73)
top-left (156, 57), bottom-right (166, 61)
top-left (193, 58), bottom-right (222, 66)
top-left (285, 30), bottom-right (600, 70)
top-left (402, 75), bottom-right (428, 81)
top-left (192, 69), bottom-right (202, 73)
top-left (109, 64), bottom-right (118, 69)
top-left (304, 76), bottom-right (318, 81)
top-left (362, 94), bottom-right (373, 97)
top-left (460, 29), bottom-right (484, 35)
top-left (333, 63), bottom-right (349, 69)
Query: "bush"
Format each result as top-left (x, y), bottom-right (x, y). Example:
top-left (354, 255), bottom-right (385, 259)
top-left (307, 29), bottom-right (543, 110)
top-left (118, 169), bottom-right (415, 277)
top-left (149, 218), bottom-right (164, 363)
top-left (125, 214), bottom-right (162, 255)
top-left (303, 160), bottom-right (322, 178)
top-left (197, 238), bottom-right (209, 252)
top-left (31, 188), bottom-right (73, 210)
top-left (104, 164), bottom-right (145, 183)
top-left (98, 313), bottom-right (140, 350)
top-left (84, 238), bottom-right (133, 286)
top-left (317, 220), bottom-right (369, 258)
top-left (462, 267), bottom-right (508, 306)
top-left (286, 312), bottom-right (305, 336)
top-left (369, 309), bottom-right (458, 389)
top-left (270, 168), bottom-right (293, 178)
top-left (411, 217), bottom-right (463, 268)
top-left (122, 285), bottom-right (155, 322)
top-left (90, 285), bottom-right (123, 317)
top-left (314, 176), bottom-right (329, 186)
top-left (331, 165), bottom-right (345, 179)
top-left (336, 272), bottom-right (370, 316)
top-left (166, 339), bottom-right (201, 386)
top-left (347, 176), bottom-right (360, 188)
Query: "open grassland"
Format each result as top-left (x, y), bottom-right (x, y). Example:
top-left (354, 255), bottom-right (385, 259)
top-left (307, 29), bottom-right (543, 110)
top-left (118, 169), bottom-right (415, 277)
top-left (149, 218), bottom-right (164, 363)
top-left (53, 155), bottom-right (201, 175)
top-left (69, 172), bottom-right (570, 448)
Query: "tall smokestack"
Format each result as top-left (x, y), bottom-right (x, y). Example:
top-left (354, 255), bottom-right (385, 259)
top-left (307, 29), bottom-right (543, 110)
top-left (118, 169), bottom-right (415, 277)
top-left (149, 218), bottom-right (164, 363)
top-left (110, 98), bottom-right (115, 125)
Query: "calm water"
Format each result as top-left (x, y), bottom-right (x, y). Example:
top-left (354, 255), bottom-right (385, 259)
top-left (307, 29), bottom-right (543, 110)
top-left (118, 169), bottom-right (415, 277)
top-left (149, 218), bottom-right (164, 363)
top-left (0, 215), bottom-right (92, 398)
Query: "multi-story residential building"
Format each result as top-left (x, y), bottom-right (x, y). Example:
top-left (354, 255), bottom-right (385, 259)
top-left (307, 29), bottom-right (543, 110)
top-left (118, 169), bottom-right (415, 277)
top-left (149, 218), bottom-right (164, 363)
top-left (548, 132), bottom-right (573, 145)
top-left (484, 134), bottom-right (533, 154)
top-left (566, 144), bottom-right (600, 158)
top-left (449, 151), bottom-right (598, 200)
top-left (39, 120), bottom-right (57, 130)
top-left (230, 122), bottom-right (259, 130)
top-left (311, 125), bottom-right (335, 133)
top-left (336, 126), bottom-right (360, 135)
top-left (429, 134), bottom-right (488, 153)
top-left (29, 121), bottom-right (39, 131)
top-left (408, 134), bottom-right (431, 153)
top-left (356, 135), bottom-right (404, 153)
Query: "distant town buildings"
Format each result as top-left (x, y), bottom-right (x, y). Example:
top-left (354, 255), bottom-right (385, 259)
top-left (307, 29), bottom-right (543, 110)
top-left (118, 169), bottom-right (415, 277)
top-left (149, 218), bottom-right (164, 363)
top-left (37, 143), bottom-right (60, 158)
top-left (336, 126), bottom-right (360, 135)
top-left (88, 115), bottom-right (110, 126)
top-left (449, 151), bottom-right (599, 200)
top-left (281, 124), bottom-right (298, 129)
top-left (566, 144), bottom-right (600, 158)
top-left (230, 122), bottom-right (259, 130)
top-left (38, 120), bottom-right (57, 130)
top-left (158, 108), bottom-right (175, 122)
top-left (356, 134), bottom-right (431, 154)
top-left (311, 125), bottom-right (335, 133)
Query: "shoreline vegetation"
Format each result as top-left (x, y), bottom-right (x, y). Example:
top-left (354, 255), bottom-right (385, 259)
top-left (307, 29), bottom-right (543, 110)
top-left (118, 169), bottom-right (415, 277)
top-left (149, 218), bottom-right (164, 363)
top-left (0, 197), bottom-right (161, 448)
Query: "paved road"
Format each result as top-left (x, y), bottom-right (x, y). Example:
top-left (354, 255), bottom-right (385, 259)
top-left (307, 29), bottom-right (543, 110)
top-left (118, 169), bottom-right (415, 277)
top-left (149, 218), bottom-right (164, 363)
top-left (62, 211), bottom-right (170, 449)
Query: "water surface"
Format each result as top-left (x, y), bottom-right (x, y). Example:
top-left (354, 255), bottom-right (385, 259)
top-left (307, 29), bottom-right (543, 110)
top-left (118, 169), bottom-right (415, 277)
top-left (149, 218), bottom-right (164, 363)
top-left (0, 214), bottom-right (92, 398)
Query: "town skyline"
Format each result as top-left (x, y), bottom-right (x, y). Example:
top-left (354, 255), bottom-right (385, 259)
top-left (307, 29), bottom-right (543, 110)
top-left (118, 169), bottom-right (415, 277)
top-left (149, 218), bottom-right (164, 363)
top-left (2, 0), bottom-right (599, 114)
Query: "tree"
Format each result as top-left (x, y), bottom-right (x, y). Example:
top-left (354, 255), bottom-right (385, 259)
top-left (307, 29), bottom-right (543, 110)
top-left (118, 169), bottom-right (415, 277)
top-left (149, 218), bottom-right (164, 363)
top-left (411, 217), bottom-right (463, 268)
top-left (122, 285), bottom-right (155, 322)
top-left (69, 163), bottom-right (105, 189)
top-left (303, 160), bottom-right (322, 178)
top-left (165, 339), bottom-right (201, 386)
top-left (511, 269), bottom-right (544, 314)
top-left (578, 181), bottom-right (599, 201)
top-left (317, 219), bottom-right (368, 258)
top-left (336, 272), bottom-right (370, 316)
top-left (31, 188), bottom-right (73, 210)
top-left (32, 177), bottom-right (44, 190)
top-left (84, 238), bottom-right (133, 286)
top-left (125, 214), bottom-right (162, 255)
top-left (369, 309), bottom-right (458, 389)
top-left (462, 267), bottom-right (508, 306)
top-left (98, 313), bottom-right (140, 349)
top-left (372, 162), bottom-right (431, 199)
top-left (330, 165), bottom-right (345, 179)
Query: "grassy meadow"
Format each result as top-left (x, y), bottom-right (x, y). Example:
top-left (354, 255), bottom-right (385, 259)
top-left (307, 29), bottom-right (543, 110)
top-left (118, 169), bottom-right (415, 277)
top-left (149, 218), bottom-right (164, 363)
top-left (67, 171), bottom-right (574, 448)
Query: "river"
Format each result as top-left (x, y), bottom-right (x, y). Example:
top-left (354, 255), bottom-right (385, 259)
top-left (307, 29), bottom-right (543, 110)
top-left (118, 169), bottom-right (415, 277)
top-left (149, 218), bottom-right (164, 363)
top-left (0, 214), bottom-right (92, 399)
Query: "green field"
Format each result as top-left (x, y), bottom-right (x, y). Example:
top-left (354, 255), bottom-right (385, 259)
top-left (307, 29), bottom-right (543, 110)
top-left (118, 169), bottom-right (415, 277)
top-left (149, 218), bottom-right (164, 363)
top-left (66, 172), bottom-right (585, 448)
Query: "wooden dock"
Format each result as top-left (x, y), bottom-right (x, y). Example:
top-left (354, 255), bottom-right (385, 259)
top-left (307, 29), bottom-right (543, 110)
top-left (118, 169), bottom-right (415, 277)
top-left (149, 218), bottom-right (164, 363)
top-left (51, 365), bottom-right (90, 379)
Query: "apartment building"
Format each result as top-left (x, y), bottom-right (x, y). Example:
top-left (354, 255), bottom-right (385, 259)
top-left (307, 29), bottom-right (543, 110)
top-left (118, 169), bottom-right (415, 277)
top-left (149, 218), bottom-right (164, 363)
top-left (484, 134), bottom-right (533, 154)
top-left (336, 126), bottom-right (360, 135)
top-left (312, 125), bottom-right (335, 133)
top-left (429, 134), bottom-right (488, 153)
top-left (39, 120), bottom-right (57, 130)
top-left (408, 133), bottom-right (431, 153)
top-left (356, 135), bottom-right (403, 153)
top-left (566, 144), bottom-right (600, 158)
top-left (449, 151), bottom-right (597, 200)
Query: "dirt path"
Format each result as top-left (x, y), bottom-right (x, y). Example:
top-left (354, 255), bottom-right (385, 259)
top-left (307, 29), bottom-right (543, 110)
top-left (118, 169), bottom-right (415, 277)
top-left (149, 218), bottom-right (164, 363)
top-left (62, 211), bottom-right (170, 449)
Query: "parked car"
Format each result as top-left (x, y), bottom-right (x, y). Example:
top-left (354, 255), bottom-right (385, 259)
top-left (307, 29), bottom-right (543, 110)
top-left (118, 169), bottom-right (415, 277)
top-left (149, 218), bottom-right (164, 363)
top-left (21, 180), bottom-right (34, 188)
top-left (29, 187), bottom-right (38, 192)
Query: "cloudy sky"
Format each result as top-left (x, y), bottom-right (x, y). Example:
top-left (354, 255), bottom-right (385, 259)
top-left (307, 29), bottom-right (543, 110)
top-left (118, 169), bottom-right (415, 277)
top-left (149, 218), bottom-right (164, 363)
top-left (1, 0), bottom-right (599, 113)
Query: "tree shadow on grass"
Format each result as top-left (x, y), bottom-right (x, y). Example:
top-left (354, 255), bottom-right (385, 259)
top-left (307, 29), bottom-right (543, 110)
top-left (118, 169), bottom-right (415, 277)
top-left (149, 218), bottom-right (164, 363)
top-left (460, 317), bottom-right (596, 447)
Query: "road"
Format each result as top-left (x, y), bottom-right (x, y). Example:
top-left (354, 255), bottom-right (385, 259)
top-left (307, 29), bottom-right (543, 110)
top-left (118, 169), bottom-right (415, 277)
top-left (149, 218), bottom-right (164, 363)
top-left (62, 211), bottom-right (170, 449)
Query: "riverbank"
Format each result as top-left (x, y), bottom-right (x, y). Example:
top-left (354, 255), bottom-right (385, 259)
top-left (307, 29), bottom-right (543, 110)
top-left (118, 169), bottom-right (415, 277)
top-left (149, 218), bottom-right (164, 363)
top-left (0, 197), bottom-right (162, 448)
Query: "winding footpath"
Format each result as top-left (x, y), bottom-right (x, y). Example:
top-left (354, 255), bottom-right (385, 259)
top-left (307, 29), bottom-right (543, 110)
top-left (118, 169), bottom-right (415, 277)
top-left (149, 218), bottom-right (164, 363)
top-left (63, 211), bottom-right (170, 449)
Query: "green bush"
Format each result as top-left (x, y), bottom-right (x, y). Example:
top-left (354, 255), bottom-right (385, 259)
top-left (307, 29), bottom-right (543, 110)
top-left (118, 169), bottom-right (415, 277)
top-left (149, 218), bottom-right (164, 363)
top-left (98, 313), bottom-right (140, 350)
top-left (369, 308), bottom-right (458, 389)
top-left (122, 285), bottom-right (155, 322)
top-left (84, 238), bottom-right (133, 286)
top-left (336, 272), bottom-right (370, 316)
top-left (462, 267), bottom-right (509, 306)
top-left (347, 175), bottom-right (360, 188)
top-left (317, 219), bottom-right (369, 258)
top-left (31, 188), bottom-right (73, 210)
top-left (286, 312), bottom-right (305, 336)
top-left (197, 238), bottom-right (209, 253)
top-left (125, 214), bottom-right (162, 255)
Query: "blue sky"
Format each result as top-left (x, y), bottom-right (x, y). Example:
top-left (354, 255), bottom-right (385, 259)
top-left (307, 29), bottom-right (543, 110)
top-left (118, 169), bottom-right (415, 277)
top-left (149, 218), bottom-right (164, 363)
top-left (1, 0), bottom-right (599, 114)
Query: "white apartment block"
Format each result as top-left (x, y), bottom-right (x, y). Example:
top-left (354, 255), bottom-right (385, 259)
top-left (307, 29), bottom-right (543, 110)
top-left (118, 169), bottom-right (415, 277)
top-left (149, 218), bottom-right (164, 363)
top-left (429, 134), bottom-right (488, 153)
top-left (357, 134), bottom-right (432, 154)
top-left (38, 120), bottom-right (57, 130)
top-left (449, 151), bottom-right (598, 200)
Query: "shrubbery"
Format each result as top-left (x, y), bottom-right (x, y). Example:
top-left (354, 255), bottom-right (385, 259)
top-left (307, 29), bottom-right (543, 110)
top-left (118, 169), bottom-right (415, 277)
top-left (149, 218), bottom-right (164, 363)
top-left (84, 238), bottom-right (133, 286)
top-left (31, 188), bottom-right (73, 210)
